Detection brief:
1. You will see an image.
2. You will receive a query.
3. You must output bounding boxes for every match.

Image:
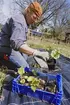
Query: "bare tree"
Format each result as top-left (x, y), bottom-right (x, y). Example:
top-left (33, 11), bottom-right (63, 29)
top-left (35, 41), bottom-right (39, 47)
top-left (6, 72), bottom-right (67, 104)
top-left (14, 0), bottom-right (70, 32)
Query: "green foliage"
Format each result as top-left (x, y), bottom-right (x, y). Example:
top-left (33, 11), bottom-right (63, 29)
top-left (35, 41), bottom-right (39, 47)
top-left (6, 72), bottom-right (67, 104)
top-left (27, 76), bottom-right (34, 82)
top-left (0, 71), bottom-right (6, 95)
top-left (18, 67), bottom-right (25, 75)
top-left (20, 79), bottom-right (25, 84)
top-left (27, 76), bottom-right (40, 92)
top-left (0, 66), bottom-right (8, 95)
top-left (30, 77), bottom-right (40, 92)
top-left (18, 67), bottom-right (40, 92)
top-left (32, 70), bottom-right (37, 76)
top-left (24, 76), bottom-right (28, 79)
top-left (46, 46), bottom-right (60, 59)
top-left (31, 86), bottom-right (36, 92)
top-left (51, 49), bottom-right (60, 59)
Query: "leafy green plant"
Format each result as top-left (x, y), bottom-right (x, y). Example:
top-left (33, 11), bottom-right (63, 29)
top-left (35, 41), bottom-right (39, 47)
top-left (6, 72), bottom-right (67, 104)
top-left (51, 49), bottom-right (60, 59)
top-left (46, 46), bottom-right (60, 60)
top-left (27, 76), bottom-right (40, 92)
top-left (20, 78), bottom-right (25, 84)
top-left (17, 67), bottom-right (57, 93)
top-left (18, 67), bottom-right (25, 75)
top-left (0, 71), bottom-right (6, 96)
top-left (46, 48), bottom-right (60, 70)
top-left (18, 67), bottom-right (40, 92)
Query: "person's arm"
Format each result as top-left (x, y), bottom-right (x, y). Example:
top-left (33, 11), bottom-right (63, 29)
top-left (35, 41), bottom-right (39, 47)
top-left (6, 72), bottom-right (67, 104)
top-left (19, 43), bottom-right (49, 61)
top-left (19, 43), bottom-right (37, 55)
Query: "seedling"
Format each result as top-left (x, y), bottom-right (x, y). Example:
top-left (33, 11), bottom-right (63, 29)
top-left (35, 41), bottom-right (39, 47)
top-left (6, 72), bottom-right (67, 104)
top-left (18, 67), bottom-right (25, 75)
top-left (51, 49), bottom-right (60, 59)
top-left (46, 46), bottom-right (60, 59)
top-left (17, 67), bottom-right (57, 93)
top-left (47, 49), bottom-right (60, 70)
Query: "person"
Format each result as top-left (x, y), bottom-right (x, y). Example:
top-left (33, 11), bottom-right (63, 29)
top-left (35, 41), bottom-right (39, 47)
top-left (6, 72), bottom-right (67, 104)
top-left (0, 1), bottom-right (49, 70)
top-left (0, 2), bottom-right (49, 105)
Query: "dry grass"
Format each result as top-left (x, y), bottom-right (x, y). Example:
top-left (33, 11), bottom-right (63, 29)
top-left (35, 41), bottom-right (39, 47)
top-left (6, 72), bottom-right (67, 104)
top-left (27, 36), bottom-right (70, 58)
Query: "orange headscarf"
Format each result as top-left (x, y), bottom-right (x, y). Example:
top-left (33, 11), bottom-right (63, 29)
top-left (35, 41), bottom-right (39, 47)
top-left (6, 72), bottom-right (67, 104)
top-left (27, 2), bottom-right (42, 17)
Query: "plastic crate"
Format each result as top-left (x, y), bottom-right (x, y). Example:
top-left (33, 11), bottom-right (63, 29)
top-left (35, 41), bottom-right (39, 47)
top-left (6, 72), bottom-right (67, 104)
top-left (12, 67), bottom-right (63, 105)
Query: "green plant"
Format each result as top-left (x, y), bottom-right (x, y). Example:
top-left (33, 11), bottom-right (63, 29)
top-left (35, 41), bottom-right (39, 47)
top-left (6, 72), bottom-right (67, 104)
top-left (18, 67), bottom-right (25, 75)
top-left (46, 46), bottom-right (60, 60)
top-left (27, 76), bottom-right (40, 92)
top-left (0, 71), bottom-right (6, 95)
top-left (17, 67), bottom-right (57, 93)
top-left (50, 49), bottom-right (60, 59)
top-left (18, 67), bottom-right (40, 92)
top-left (46, 48), bottom-right (60, 70)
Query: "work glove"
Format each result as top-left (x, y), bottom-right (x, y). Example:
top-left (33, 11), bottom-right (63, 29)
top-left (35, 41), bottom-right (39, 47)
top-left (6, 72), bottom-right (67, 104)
top-left (33, 50), bottom-right (49, 61)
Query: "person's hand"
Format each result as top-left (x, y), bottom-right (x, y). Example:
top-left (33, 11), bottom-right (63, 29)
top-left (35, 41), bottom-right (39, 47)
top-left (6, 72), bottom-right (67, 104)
top-left (33, 50), bottom-right (49, 61)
